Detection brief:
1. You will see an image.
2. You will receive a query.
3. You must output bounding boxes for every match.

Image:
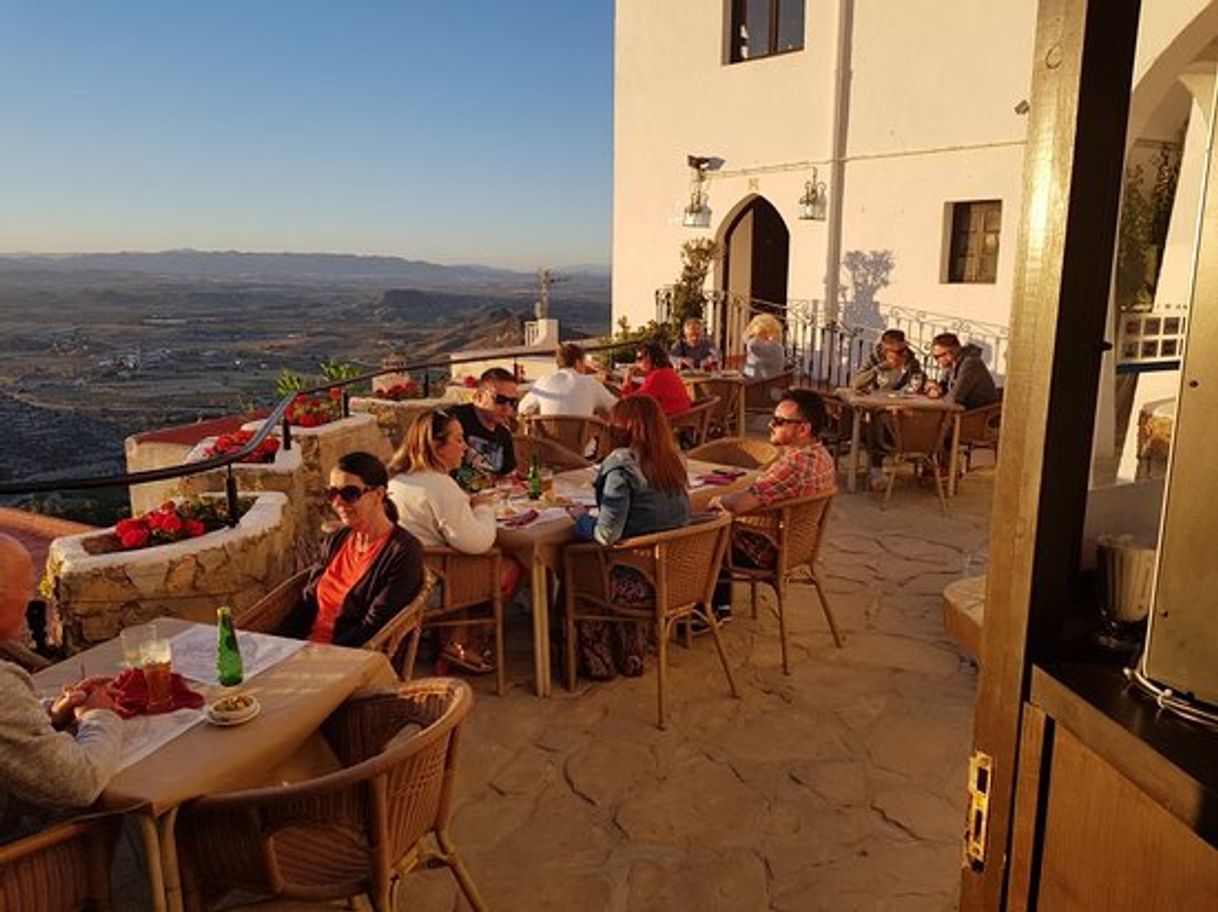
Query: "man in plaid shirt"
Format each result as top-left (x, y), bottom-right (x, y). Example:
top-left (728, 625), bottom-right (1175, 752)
top-left (707, 389), bottom-right (837, 623)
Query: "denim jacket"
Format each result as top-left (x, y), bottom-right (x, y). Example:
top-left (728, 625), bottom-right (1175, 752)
top-left (574, 448), bottom-right (690, 546)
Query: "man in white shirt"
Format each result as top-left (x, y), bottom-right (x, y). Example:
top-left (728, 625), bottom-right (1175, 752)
top-left (518, 343), bottom-right (618, 418)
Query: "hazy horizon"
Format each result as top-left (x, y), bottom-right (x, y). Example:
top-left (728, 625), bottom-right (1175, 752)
top-left (0, 2), bottom-right (613, 271)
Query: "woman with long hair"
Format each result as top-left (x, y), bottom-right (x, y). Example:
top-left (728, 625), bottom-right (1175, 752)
top-left (386, 408), bottom-right (518, 673)
top-left (281, 451), bottom-right (424, 646)
top-left (569, 396), bottom-right (691, 678)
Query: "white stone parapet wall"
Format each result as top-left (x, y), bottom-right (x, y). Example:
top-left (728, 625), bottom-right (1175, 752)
top-left (48, 492), bottom-right (295, 650)
top-left (244, 413), bottom-right (389, 563)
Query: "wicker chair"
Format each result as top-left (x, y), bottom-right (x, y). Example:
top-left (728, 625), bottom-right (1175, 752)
top-left (686, 436), bottom-right (778, 469)
top-left (234, 568), bottom-right (435, 680)
top-left (689, 377), bottom-right (742, 437)
top-left (421, 548), bottom-right (505, 696)
top-left (0, 639), bottom-right (51, 673)
top-left (668, 396), bottom-right (720, 449)
top-left (0, 815), bottom-right (117, 912)
top-left (819, 392), bottom-right (853, 471)
top-left (881, 408), bottom-right (952, 513)
top-left (725, 493), bottom-right (843, 674)
top-left (562, 512), bottom-right (736, 729)
top-left (511, 433), bottom-right (592, 472)
top-left (175, 678), bottom-right (485, 912)
top-left (744, 369), bottom-right (794, 412)
top-left (956, 399), bottom-right (1003, 472)
top-left (522, 413), bottom-right (610, 461)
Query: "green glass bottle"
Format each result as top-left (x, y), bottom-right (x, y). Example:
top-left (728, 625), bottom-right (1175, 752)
top-left (528, 453), bottom-right (542, 500)
top-left (216, 606), bottom-right (244, 686)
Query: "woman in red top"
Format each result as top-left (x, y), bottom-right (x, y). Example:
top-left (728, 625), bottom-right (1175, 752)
top-left (621, 341), bottom-right (692, 417)
top-left (282, 451), bottom-right (424, 647)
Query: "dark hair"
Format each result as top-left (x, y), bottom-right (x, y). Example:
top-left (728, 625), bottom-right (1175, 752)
top-left (607, 397), bottom-right (686, 493)
top-left (556, 342), bottom-right (585, 369)
top-left (479, 366), bottom-right (515, 387)
top-left (637, 341), bottom-right (671, 369)
top-left (931, 332), bottom-right (961, 351)
top-left (880, 328), bottom-right (907, 345)
top-left (336, 450), bottom-right (398, 523)
top-left (779, 389), bottom-right (827, 434)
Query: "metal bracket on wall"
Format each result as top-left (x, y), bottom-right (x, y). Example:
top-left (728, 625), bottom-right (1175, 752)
top-left (964, 749), bottom-right (994, 870)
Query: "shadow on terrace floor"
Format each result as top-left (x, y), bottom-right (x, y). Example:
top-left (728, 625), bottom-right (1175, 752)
top-left (391, 459), bottom-right (995, 912)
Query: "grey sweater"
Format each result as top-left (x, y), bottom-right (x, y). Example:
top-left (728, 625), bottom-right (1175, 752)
top-left (0, 660), bottom-right (122, 843)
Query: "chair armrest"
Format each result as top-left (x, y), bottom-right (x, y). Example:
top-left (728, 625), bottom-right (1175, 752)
top-left (235, 569), bottom-right (311, 633)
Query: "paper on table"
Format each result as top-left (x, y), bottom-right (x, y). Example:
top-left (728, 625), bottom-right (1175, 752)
top-left (116, 708), bottom-right (206, 773)
top-left (169, 626), bottom-right (307, 686)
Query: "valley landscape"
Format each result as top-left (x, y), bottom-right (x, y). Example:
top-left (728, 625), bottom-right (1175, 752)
top-left (0, 251), bottom-right (611, 508)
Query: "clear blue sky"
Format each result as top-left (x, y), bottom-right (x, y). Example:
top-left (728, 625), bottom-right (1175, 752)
top-left (0, 1), bottom-right (613, 269)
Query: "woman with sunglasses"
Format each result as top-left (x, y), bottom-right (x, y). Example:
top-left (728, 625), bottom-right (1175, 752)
top-left (620, 341), bottom-right (692, 417)
top-left (387, 408), bottom-right (518, 674)
top-left (281, 451), bottom-right (424, 647)
top-left (566, 396), bottom-right (691, 679)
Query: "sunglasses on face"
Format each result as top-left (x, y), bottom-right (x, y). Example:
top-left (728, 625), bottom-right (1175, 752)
top-left (493, 394), bottom-right (518, 407)
top-left (325, 485), bottom-right (372, 504)
top-left (769, 416), bottom-right (808, 428)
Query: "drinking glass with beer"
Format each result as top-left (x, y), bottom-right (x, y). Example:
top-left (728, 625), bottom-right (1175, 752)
top-left (140, 635), bottom-right (174, 713)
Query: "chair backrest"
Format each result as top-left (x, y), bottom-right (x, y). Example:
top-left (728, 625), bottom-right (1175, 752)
top-left (891, 408), bottom-right (950, 456)
top-left (0, 639), bottom-right (51, 673)
top-left (178, 679), bottom-right (473, 902)
top-left (0, 817), bottom-right (113, 912)
top-left (523, 414), bottom-right (609, 460)
top-left (686, 436), bottom-right (778, 469)
top-left (363, 568), bottom-right (435, 676)
top-left (957, 401), bottom-right (1002, 446)
top-left (777, 494), bottom-right (834, 573)
top-left (744, 369), bottom-right (794, 410)
top-left (512, 434), bottom-right (591, 471)
top-left (422, 547), bottom-right (502, 612)
top-left (607, 512), bottom-right (732, 615)
top-left (689, 378), bottom-right (740, 429)
top-left (668, 396), bottom-right (719, 448)
top-left (234, 568), bottom-right (311, 633)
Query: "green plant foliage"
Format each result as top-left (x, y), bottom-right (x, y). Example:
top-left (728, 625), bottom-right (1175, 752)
top-left (670, 239), bottom-right (720, 329)
top-left (1117, 144), bottom-right (1181, 313)
top-left (595, 317), bottom-right (675, 367)
top-left (274, 369), bottom-right (307, 399)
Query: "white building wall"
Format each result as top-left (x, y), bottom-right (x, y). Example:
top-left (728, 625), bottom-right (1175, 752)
top-left (613, 0), bottom-right (1036, 332)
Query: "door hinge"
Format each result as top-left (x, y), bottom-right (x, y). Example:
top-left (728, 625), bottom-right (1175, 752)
top-left (964, 749), bottom-right (993, 870)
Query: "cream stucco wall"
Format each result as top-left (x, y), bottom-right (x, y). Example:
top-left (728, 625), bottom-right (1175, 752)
top-left (613, 0), bottom-right (1035, 331)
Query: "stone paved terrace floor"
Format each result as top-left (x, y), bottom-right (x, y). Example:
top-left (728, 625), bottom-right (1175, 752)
top-left (389, 464), bottom-right (995, 912)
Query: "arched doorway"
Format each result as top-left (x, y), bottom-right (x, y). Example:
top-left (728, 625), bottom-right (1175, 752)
top-left (718, 195), bottom-right (790, 356)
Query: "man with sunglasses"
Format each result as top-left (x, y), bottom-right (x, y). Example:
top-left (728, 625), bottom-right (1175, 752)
top-left (706, 389), bottom-right (837, 626)
top-left (450, 367), bottom-right (519, 489)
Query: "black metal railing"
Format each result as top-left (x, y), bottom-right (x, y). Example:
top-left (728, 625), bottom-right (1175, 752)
top-left (0, 339), bottom-right (640, 519)
top-left (656, 286), bottom-right (1010, 388)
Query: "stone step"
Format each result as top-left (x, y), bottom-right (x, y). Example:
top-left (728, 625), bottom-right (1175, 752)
top-left (943, 574), bottom-right (986, 663)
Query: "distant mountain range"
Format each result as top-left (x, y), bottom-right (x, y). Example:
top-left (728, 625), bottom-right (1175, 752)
top-left (0, 249), bottom-right (610, 289)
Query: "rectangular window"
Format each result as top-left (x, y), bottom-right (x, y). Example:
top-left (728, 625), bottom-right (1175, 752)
top-left (946, 200), bottom-right (1002, 284)
top-left (729, 0), bottom-right (805, 63)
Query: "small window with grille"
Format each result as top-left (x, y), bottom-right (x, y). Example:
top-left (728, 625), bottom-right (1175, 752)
top-left (945, 200), bottom-right (1002, 284)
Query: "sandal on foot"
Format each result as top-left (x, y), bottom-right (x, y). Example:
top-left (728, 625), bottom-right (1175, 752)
top-left (441, 642), bottom-right (496, 674)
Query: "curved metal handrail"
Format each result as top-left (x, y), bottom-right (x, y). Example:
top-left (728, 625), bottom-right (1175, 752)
top-left (0, 339), bottom-right (639, 508)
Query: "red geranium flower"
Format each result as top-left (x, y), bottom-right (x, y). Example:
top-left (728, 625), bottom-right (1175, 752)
top-left (120, 528), bottom-right (149, 549)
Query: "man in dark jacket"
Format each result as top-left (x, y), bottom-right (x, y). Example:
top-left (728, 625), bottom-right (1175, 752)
top-left (926, 333), bottom-right (999, 410)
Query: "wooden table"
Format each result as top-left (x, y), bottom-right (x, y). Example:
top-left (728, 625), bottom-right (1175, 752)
top-left (834, 388), bottom-right (965, 495)
top-left (34, 618), bottom-right (396, 912)
top-left (494, 460), bottom-right (757, 697)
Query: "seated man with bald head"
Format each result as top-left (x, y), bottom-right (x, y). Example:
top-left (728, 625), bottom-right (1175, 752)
top-left (0, 533), bottom-right (122, 843)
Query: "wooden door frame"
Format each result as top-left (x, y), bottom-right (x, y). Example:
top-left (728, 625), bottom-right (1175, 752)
top-left (960, 1), bottom-right (1141, 909)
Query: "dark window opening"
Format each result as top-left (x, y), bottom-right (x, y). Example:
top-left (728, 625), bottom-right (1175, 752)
top-left (946, 200), bottom-right (1002, 284)
top-left (729, 0), bottom-right (805, 63)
